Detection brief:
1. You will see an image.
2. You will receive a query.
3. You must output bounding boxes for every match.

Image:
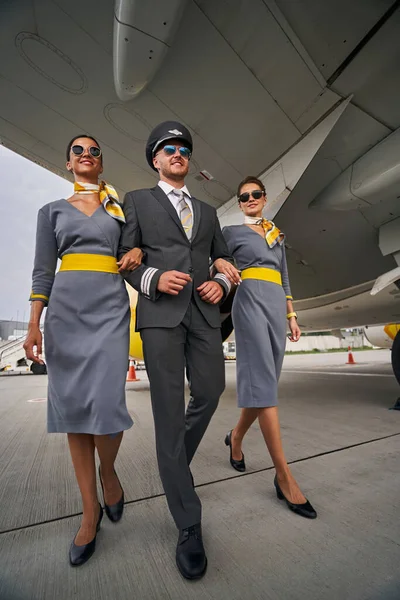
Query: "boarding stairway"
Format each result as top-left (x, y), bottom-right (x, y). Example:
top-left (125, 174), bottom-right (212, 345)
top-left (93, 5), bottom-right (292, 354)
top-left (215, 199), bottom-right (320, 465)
top-left (0, 330), bottom-right (45, 373)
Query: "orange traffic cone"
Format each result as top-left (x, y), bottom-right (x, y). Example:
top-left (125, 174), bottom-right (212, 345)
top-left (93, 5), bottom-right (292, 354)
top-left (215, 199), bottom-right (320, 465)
top-left (126, 359), bottom-right (139, 382)
top-left (346, 346), bottom-right (356, 365)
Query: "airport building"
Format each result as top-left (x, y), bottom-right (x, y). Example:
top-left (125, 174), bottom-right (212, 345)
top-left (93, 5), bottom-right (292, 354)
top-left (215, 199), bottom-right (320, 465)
top-left (0, 319), bottom-right (29, 342)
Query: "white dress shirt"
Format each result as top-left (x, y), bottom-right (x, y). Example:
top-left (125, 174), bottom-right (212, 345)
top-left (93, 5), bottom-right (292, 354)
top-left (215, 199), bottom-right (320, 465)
top-left (157, 180), bottom-right (193, 215)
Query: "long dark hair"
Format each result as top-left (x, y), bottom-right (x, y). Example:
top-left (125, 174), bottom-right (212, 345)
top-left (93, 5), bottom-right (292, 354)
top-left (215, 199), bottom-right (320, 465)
top-left (66, 134), bottom-right (103, 164)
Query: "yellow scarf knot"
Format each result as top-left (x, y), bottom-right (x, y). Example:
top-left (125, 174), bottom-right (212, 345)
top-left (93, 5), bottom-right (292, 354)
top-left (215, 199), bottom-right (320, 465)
top-left (244, 216), bottom-right (285, 248)
top-left (74, 181), bottom-right (125, 223)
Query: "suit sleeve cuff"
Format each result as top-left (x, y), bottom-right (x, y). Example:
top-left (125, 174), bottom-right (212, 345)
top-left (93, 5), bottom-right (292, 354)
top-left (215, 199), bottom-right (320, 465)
top-left (140, 268), bottom-right (163, 301)
top-left (213, 273), bottom-right (231, 296)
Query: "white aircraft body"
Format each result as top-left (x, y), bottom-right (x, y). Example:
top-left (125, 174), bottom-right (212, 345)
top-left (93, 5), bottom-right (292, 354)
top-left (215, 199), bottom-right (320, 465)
top-left (1, 0), bottom-right (399, 383)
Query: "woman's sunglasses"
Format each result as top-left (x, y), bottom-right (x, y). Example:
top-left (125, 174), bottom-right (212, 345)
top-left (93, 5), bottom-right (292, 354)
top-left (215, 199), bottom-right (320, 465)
top-left (160, 145), bottom-right (191, 159)
top-left (71, 145), bottom-right (102, 158)
top-left (238, 190), bottom-right (265, 203)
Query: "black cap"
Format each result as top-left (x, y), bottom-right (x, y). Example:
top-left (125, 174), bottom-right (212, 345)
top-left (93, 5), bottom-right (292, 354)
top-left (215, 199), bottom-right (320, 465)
top-left (146, 121), bottom-right (193, 171)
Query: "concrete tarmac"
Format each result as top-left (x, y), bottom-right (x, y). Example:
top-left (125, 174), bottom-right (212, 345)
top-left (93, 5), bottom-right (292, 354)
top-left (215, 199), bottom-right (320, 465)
top-left (0, 349), bottom-right (399, 600)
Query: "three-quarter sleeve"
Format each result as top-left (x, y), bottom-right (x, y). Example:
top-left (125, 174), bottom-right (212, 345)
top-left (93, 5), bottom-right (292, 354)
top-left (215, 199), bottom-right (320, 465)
top-left (29, 207), bottom-right (58, 305)
top-left (210, 217), bottom-right (235, 295)
top-left (280, 244), bottom-right (293, 300)
top-left (221, 226), bottom-right (234, 256)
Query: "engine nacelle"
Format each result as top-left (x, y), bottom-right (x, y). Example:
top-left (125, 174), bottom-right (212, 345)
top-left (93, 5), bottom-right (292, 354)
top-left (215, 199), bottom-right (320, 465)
top-left (363, 324), bottom-right (400, 349)
top-left (310, 128), bottom-right (400, 211)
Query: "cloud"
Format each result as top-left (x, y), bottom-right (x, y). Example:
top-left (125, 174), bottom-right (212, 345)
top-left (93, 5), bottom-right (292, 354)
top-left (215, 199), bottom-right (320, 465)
top-left (0, 145), bottom-right (71, 321)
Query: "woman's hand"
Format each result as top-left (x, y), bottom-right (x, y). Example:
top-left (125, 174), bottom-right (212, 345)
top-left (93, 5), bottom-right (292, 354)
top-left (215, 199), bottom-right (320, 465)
top-left (288, 317), bottom-right (301, 342)
top-left (213, 258), bottom-right (241, 285)
top-left (117, 248), bottom-right (144, 272)
top-left (23, 326), bottom-right (44, 364)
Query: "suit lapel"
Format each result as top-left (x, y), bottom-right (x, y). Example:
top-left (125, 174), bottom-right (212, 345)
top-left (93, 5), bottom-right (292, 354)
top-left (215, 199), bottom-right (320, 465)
top-left (150, 186), bottom-right (189, 243)
top-left (191, 197), bottom-right (202, 242)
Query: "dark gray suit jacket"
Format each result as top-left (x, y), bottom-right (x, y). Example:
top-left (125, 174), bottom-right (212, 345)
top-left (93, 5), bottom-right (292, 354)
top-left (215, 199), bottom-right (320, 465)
top-left (118, 185), bottom-right (234, 330)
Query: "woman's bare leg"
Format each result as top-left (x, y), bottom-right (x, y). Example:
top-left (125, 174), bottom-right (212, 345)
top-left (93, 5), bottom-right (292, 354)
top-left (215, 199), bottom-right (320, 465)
top-left (257, 407), bottom-right (306, 504)
top-left (94, 432), bottom-right (123, 505)
top-left (230, 408), bottom-right (258, 460)
top-left (67, 433), bottom-right (100, 545)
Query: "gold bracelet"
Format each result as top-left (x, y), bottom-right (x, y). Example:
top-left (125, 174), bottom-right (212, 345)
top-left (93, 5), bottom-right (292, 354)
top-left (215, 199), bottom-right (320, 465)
top-left (286, 312), bottom-right (297, 320)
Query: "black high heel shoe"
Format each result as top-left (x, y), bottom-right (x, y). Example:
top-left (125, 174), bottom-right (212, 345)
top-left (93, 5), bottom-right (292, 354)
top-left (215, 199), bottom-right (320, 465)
top-left (274, 476), bottom-right (317, 519)
top-left (69, 503), bottom-right (103, 567)
top-left (99, 466), bottom-right (125, 523)
top-left (224, 430), bottom-right (246, 472)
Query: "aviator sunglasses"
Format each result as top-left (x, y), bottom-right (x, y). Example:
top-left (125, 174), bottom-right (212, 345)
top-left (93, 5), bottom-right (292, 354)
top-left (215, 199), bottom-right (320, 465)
top-left (238, 190), bottom-right (265, 203)
top-left (71, 145), bottom-right (102, 159)
top-left (159, 145), bottom-right (191, 159)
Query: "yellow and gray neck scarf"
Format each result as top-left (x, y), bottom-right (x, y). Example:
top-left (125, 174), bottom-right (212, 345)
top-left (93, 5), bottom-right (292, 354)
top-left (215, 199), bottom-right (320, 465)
top-left (244, 216), bottom-right (285, 248)
top-left (74, 181), bottom-right (125, 223)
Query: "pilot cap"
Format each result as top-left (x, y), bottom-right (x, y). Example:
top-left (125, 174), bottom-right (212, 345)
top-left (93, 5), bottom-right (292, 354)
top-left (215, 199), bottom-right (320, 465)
top-left (146, 121), bottom-right (193, 171)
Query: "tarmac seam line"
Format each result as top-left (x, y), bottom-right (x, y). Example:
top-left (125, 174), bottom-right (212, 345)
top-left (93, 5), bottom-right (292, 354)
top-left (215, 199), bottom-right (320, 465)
top-left (0, 430), bottom-right (399, 536)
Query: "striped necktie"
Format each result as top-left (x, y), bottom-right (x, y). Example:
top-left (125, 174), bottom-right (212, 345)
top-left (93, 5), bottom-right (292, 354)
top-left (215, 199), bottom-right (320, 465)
top-left (173, 189), bottom-right (193, 240)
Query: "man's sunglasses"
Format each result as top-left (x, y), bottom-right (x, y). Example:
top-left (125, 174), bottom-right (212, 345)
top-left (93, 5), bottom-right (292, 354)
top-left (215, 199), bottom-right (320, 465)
top-left (71, 145), bottom-right (102, 158)
top-left (159, 145), bottom-right (191, 159)
top-left (238, 190), bottom-right (265, 203)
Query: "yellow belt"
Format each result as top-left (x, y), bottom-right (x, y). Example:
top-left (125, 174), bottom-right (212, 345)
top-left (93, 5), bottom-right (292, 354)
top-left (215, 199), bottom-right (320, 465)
top-left (241, 267), bottom-right (282, 286)
top-left (59, 253), bottom-right (119, 274)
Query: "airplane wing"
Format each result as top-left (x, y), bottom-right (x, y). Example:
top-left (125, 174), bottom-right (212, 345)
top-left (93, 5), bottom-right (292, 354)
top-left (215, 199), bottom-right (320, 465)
top-left (1, 0), bottom-right (400, 329)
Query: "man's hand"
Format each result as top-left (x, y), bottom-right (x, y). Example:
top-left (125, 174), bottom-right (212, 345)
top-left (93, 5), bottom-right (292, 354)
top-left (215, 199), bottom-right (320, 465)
top-left (157, 271), bottom-right (192, 295)
top-left (288, 317), bottom-right (301, 342)
top-left (23, 326), bottom-right (44, 364)
top-left (197, 281), bottom-right (224, 304)
top-left (213, 258), bottom-right (241, 285)
top-left (117, 248), bottom-right (144, 272)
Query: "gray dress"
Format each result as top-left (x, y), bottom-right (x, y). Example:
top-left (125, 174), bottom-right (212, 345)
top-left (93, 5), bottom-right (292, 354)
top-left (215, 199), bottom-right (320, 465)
top-left (222, 225), bottom-right (292, 408)
top-left (30, 199), bottom-right (133, 434)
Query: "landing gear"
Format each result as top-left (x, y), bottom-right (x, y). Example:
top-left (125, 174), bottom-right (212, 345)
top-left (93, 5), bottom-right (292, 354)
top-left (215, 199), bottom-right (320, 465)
top-left (390, 330), bottom-right (400, 410)
top-left (221, 314), bottom-right (233, 342)
top-left (220, 288), bottom-right (235, 342)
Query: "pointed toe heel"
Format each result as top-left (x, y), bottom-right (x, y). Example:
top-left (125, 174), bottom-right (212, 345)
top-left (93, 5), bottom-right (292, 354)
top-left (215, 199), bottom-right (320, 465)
top-left (99, 466), bottom-right (125, 523)
top-left (69, 504), bottom-right (103, 567)
top-left (274, 476), bottom-right (317, 520)
top-left (225, 430), bottom-right (246, 473)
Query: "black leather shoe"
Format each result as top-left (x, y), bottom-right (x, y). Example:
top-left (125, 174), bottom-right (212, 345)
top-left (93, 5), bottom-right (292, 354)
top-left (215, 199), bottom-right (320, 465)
top-left (99, 466), bottom-right (124, 523)
top-left (69, 504), bottom-right (103, 567)
top-left (224, 430), bottom-right (246, 472)
top-left (274, 476), bottom-right (317, 519)
top-left (176, 523), bottom-right (207, 580)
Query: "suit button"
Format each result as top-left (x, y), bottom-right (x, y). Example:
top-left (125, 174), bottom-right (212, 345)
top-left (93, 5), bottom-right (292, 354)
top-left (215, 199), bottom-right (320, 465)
top-left (188, 267), bottom-right (194, 273)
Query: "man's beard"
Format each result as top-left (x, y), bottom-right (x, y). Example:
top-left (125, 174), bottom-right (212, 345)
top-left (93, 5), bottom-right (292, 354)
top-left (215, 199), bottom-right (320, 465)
top-left (162, 163), bottom-right (188, 181)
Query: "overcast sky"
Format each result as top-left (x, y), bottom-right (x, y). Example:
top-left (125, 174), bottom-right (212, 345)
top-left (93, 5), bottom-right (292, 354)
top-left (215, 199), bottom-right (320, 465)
top-left (0, 145), bottom-right (72, 323)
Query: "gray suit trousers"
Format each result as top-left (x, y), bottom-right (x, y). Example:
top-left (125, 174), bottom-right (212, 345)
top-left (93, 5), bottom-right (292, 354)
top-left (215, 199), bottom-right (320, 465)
top-left (141, 300), bottom-right (225, 529)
